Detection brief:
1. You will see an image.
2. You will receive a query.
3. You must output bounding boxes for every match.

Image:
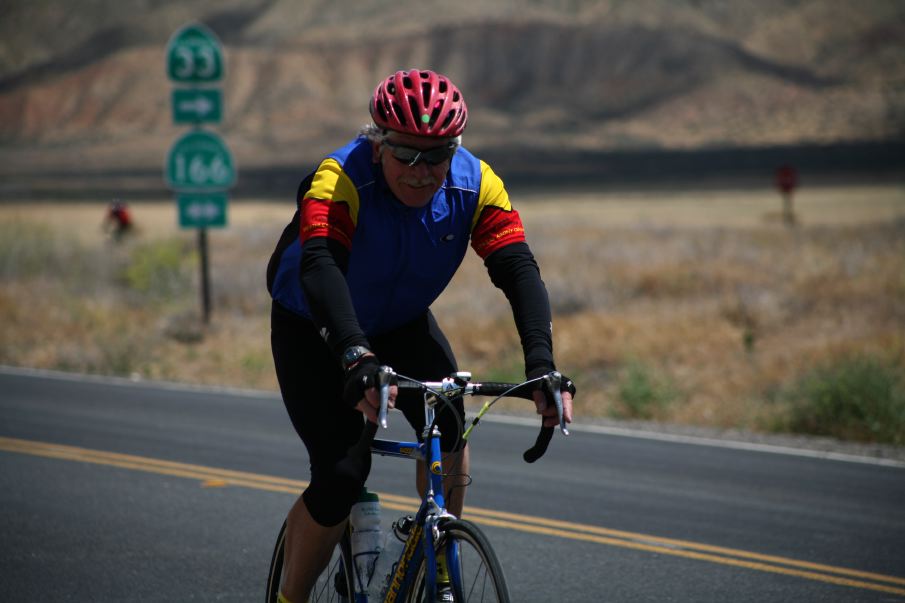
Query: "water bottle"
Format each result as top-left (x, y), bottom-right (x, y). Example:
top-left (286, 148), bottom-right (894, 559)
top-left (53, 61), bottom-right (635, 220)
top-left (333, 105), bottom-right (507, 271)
top-left (367, 516), bottom-right (412, 600)
top-left (350, 488), bottom-right (382, 596)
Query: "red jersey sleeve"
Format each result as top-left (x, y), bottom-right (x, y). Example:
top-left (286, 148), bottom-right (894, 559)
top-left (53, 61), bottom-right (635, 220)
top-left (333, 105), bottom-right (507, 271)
top-left (299, 198), bottom-right (355, 248)
top-left (470, 160), bottom-right (526, 258)
top-left (471, 206), bottom-right (526, 258)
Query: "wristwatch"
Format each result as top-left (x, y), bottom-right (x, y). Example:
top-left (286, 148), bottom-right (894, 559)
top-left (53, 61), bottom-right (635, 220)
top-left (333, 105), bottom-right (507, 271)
top-left (341, 346), bottom-right (372, 371)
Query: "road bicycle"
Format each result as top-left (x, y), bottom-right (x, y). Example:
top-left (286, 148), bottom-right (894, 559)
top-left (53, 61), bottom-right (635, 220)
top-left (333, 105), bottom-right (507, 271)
top-left (265, 369), bottom-right (572, 602)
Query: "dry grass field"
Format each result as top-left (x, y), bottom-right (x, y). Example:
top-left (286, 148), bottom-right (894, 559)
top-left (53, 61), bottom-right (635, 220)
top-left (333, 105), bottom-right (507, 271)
top-left (2, 183), bottom-right (904, 443)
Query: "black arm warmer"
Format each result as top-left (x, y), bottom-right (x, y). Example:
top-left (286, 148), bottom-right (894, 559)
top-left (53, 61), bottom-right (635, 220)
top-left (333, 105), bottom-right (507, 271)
top-left (484, 242), bottom-right (555, 375)
top-left (299, 237), bottom-right (370, 357)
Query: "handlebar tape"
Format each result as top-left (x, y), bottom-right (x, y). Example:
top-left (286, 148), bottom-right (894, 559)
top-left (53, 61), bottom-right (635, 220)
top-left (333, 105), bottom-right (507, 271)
top-left (474, 382), bottom-right (535, 400)
top-left (479, 380), bottom-right (562, 463)
top-left (523, 425), bottom-right (554, 463)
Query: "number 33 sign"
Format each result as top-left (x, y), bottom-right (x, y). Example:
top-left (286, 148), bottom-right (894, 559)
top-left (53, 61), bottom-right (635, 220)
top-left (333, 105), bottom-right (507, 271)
top-left (166, 22), bottom-right (224, 83)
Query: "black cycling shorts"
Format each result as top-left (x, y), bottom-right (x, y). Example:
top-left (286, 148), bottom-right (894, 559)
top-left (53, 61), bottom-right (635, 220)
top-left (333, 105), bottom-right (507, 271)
top-left (270, 301), bottom-right (465, 526)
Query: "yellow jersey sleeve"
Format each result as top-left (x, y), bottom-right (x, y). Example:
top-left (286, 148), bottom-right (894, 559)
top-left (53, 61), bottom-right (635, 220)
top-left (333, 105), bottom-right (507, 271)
top-left (471, 160), bottom-right (512, 230)
top-left (305, 158), bottom-right (362, 226)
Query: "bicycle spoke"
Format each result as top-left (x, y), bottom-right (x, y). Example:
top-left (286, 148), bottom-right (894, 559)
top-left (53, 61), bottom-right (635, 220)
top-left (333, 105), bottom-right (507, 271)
top-left (410, 519), bottom-right (510, 603)
top-left (265, 521), bottom-right (353, 603)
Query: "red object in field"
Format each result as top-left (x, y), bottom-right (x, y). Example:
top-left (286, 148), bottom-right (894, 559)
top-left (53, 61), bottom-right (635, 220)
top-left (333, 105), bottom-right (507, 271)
top-left (104, 200), bottom-right (134, 241)
top-left (775, 165), bottom-right (798, 194)
top-left (110, 203), bottom-right (132, 227)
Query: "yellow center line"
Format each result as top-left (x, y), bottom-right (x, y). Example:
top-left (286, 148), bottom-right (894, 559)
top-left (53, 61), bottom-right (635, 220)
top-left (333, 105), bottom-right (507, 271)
top-left (461, 506), bottom-right (905, 587)
top-left (2, 436), bottom-right (903, 596)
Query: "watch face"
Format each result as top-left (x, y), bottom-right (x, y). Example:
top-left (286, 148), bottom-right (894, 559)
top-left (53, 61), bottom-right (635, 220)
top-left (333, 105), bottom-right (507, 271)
top-left (343, 346), bottom-right (369, 369)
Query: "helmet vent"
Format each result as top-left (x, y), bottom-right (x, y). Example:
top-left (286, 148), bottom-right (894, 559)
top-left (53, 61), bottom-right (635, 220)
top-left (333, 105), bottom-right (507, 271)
top-left (407, 97), bottom-right (420, 126)
top-left (430, 106), bottom-right (442, 128)
top-left (375, 100), bottom-right (388, 121)
top-left (402, 76), bottom-right (413, 89)
top-left (440, 110), bottom-right (455, 131)
top-left (392, 101), bottom-right (407, 126)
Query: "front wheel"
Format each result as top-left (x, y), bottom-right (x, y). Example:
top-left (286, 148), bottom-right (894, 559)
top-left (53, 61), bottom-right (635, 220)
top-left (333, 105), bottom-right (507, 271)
top-left (265, 519), bottom-right (354, 603)
top-left (409, 519), bottom-right (510, 603)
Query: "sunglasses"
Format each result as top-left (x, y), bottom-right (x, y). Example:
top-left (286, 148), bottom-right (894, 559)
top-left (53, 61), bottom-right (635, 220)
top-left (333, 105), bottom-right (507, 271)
top-left (382, 140), bottom-right (457, 167)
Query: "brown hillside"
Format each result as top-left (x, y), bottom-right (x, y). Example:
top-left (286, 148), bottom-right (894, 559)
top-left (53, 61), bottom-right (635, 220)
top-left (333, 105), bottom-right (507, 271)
top-left (0, 0), bottom-right (903, 175)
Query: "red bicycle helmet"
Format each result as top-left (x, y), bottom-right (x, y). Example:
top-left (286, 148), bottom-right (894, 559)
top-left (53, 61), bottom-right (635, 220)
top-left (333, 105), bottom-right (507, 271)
top-left (370, 69), bottom-right (468, 137)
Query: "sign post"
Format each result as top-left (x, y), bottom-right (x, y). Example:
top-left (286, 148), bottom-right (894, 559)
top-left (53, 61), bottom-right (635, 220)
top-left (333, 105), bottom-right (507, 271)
top-left (165, 22), bottom-right (233, 324)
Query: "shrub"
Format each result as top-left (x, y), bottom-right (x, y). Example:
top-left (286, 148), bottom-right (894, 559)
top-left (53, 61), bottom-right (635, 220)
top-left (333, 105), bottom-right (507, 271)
top-left (0, 220), bottom-right (78, 278)
top-left (613, 360), bottom-right (678, 420)
top-left (778, 354), bottom-right (905, 445)
top-left (120, 238), bottom-right (194, 302)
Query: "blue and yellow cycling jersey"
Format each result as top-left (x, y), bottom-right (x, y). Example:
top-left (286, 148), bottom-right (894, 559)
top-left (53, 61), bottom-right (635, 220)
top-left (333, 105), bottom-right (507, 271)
top-left (269, 136), bottom-right (527, 336)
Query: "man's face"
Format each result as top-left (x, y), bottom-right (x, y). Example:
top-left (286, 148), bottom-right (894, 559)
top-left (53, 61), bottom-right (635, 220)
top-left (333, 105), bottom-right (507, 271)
top-left (373, 131), bottom-right (456, 208)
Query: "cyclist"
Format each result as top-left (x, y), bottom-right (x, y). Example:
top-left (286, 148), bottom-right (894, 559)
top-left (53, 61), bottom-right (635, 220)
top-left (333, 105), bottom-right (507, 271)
top-left (267, 68), bottom-right (574, 603)
top-left (102, 199), bottom-right (133, 242)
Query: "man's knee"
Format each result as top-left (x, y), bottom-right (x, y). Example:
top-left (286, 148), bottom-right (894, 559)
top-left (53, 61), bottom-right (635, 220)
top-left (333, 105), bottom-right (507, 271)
top-left (303, 470), bottom-right (366, 526)
top-left (303, 442), bottom-right (372, 526)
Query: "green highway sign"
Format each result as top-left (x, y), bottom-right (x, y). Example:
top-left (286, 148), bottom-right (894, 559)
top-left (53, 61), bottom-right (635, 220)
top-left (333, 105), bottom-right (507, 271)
top-left (165, 130), bottom-right (235, 191)
top-left (172, 88), bottom-right (222, 124)
top-left (166, 22), bottom-right (230, 323)
top-left (178, 192), bottom-right (228, 228)
top-left (166, 22), bottom-right (224, 83)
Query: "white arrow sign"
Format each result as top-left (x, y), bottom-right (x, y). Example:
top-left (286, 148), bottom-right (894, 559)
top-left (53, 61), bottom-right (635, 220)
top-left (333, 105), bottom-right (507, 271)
top-left (186, 201), bottom-right (222, 219)
top-left (171, 89), bottom-right (222, 124)
top-left (178, 96), bottom-right (214, 117)
top-left (177, 192), bottom-right (228, 228)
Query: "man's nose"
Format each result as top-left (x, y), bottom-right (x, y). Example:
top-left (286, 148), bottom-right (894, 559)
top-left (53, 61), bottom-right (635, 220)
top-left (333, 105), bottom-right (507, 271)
top-left (409, 160), bottom-right (432, 177)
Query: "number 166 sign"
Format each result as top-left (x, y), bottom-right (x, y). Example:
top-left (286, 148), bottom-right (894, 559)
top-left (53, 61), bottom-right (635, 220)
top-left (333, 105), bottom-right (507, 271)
top-left (165, 130), bottom-right (235, 191)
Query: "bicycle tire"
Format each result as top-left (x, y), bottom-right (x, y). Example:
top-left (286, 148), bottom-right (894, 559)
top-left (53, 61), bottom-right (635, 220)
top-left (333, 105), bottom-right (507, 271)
top-left (407, 519), bottom-right (510, 603)
top-left (265, 519), bottom-right (355, 603)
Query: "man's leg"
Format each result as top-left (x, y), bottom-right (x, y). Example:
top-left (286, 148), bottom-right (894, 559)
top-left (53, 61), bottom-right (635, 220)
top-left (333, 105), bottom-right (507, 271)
top-left (281, 495), bottom-right (347, 602)
top-left (271, 304), bottom-right (363, 601)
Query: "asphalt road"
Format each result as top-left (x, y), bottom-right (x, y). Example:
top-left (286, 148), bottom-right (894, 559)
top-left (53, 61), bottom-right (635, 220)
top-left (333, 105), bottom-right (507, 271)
top-left (1, 367), bottom-right (904, 602)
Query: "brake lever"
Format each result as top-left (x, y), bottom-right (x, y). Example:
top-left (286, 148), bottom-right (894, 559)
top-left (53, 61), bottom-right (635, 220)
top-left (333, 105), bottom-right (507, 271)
top-left (377, 366), bottom-right (396, 429)
top-left (544, 371), bottom-right (569, 436)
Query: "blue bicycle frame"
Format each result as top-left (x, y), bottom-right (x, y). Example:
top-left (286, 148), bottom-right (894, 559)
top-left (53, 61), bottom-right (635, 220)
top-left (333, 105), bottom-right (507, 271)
top-left (362, 387), bottom-right (453, 602)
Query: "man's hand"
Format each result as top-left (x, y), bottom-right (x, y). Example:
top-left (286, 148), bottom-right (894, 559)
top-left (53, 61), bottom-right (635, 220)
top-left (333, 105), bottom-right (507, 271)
top-left (528, 370), bottom-right (575, 428)
top-left (343, 354), bottom-right (397, 424)
top-left (533, 388), bottom-right (574, 428)
top-left (356, 378), bottom-right (398, 424)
